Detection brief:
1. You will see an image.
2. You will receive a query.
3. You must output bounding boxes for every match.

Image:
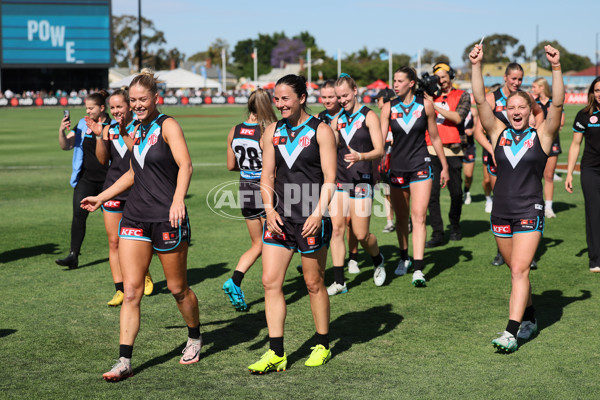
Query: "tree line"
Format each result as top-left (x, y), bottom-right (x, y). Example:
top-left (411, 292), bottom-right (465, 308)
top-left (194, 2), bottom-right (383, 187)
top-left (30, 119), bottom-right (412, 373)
top-left (112, 15), bottom-right (593, 85)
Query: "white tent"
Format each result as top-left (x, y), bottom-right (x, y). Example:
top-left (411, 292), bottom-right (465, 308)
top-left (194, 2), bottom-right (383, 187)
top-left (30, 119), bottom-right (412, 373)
top-left (109, 68), bottom-right (221, 89)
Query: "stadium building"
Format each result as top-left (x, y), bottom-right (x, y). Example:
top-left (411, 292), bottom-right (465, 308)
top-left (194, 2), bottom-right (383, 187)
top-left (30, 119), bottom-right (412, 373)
top-left (0, 0), bottom-right (111, 93)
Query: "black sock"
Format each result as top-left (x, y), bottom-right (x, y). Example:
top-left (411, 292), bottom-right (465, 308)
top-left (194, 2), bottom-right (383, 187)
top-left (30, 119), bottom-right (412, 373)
top-left (506, 320), bottom-right (520, 337)
top-left (464, 186), bottom-right (470, 193)
top-left (413, 259), bottom-right (424, 272)
top-left (333, 266), bottom-right (345, 285)
top-left (522, 306), bottom-right (536, 323)
top-left (115, 282), bottom-right (124, 292)
top-left (371, 253), bottom-right (383, 267)
top-left (315, 332), bottom-right (329, 349)
top-left (269, 336), bottom-right (284, 357)
top-left (400, 249), bottom-right (409, 261)
top-left (187, 324), bottom-right (201, 340)
top-left (349, 252), bottom-right (358, 262)
top-left (232, 270), bottom-right (244, 287)
top-left (119, 344), bottom-right (133, 359)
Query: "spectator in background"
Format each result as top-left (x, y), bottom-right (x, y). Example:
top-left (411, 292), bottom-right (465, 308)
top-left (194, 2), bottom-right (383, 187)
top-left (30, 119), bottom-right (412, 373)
top-left (373, 88), bottom-right (396, 233)
top-left (423, 63), bottom-right (471, 247)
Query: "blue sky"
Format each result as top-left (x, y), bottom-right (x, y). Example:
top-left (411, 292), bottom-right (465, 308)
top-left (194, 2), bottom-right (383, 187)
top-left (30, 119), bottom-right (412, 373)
top-left (113, 0), bottom-right (599, 69)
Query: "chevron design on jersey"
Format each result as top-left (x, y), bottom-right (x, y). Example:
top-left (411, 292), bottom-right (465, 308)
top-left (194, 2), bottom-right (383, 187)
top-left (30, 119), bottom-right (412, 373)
top-left (109, 126), bottom-right (129, 158)
top-left (502, 129), bottom-right (536, 169)
top-left (338, 111), bottom-right (366, 146)
top-left (391, 101), bottom-right (424, 134)
top-left (133, 126), bottom-right (161, 168)
top-left (275, 125), bottom-right (315, 169)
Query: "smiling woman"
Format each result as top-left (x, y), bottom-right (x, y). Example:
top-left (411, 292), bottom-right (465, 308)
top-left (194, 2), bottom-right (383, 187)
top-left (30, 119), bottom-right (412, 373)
top-left (470, 43), bottom-right (564, 353)
top-left (79, 69), bottom-right (201, 381)
top-left (248, 74), bottom-right (338, 373)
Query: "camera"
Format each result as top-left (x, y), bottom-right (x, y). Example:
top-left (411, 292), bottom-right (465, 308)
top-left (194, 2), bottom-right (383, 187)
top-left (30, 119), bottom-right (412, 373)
top-left (416, 73), bottom-right (441, 97)
top-left (63, 109), bottom-right (70, 121)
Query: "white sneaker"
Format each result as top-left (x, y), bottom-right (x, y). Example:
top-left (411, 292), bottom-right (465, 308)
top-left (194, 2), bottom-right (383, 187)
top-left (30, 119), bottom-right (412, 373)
top-left (553, 173), bottom-right (562, 181)
top-left (327, 282), bottom-right (348, 296)
top-left (347, 259), bottom-right (360, 274)
top-left (485, 198), bottom-right (493, 213)
top-left (412, 270), bottom-right (426, 287)
top-left (492, 331), bottom-right (518, 353)
top-left (517, 320), bottom-right (538, 340)
top-left (373, 254), bottom-right (386, 286)
top-left (464, 192), bottom-right (472, 205)
top-left (382, 222), bottom-right (395, 233)
top-left (394, 259), bottom-right (411, 276)
top-left (545, 208), bottom-right (556, 218)
top-left (590, 266), bottom-right (600, 273)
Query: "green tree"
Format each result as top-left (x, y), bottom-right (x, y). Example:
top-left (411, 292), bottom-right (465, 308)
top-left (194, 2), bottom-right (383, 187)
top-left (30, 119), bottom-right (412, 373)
top-left (532, 40), bottom-right (592, 72)
top-left (231, 32), bottom-right (287, 78)
top-left (421, 48), bottom-right (450, 65)
top-left (112, 14), bottom-right (168, 69)
top-left (462, 34), bottom-right (520, 63)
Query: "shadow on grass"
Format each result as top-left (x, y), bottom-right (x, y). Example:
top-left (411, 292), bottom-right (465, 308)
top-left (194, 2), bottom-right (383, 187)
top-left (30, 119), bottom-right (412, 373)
top-left (534, 289), bottom-right (591, 333)
top-left (468, 194), bottom-right (486, 204)
top-left (287, 304), bottom-right (403, 367)
top-left (74, 257), bottom-right (109, 269)
top-left (459, 219), bottom-right (490, 239)
top-left (552, 201), bottom-right (576, 215)
top-left (152, 263), bottom-right (229, 295)
top-left (534, 236), bottom-right (563, 261)
top-left (575, 248), bottom-right (588, 258)
top-left (0, 329), bottom-right (17, 338)
top-left (0, 243), bottom-right (60, 264)
top-left (422, 246), bottom-right (472, 283)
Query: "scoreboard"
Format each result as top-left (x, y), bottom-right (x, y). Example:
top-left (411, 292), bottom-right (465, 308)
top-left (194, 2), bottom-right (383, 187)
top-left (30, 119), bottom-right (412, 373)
top-left (1, 0), bottom-right (111, 67)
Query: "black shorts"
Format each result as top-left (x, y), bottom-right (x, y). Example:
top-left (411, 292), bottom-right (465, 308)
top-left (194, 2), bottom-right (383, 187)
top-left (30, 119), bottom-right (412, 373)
top-left (336, 182), bottom-right (373, 199)
top-left (119, 216), bottom-right (191, 251)
top-left (262, 217), bottom-right (332, 254)
top-left (389, 166), bottom-right (433, 189)
top-left (101, 199), bottom-right (126, 213)
top-left (463, 144), bottom-right (476, 164)
top-left (239, 179), bottom-right (265, 220)
top-left (490, 212), bottom-right (544, 238)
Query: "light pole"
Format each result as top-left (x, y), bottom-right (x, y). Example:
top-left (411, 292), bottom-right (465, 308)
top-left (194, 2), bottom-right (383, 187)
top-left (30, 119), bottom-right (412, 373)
top-left (138, 0), bottom-right (142, 72)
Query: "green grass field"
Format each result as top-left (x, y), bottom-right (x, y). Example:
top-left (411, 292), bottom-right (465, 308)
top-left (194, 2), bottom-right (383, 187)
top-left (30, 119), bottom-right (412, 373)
top-left (1, 105), bottom-right (598, 399)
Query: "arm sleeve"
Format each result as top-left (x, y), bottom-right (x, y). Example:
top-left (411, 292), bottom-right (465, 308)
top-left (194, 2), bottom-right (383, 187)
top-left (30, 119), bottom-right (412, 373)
top-left (455, 92), bottom-right (471, 122)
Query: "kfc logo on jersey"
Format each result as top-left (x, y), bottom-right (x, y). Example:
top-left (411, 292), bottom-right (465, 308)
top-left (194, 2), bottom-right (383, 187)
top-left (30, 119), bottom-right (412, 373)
top-left (591, 116), bottom-right (598, 124)
top-left (413, 110), bottom-right (422, 119)
top-left (120, 228), bottom-right (143, 237)
top-left (264, 231), bottom-right (286, 240)
top-left (493, 225), bottom-right (511, 234)
top-left (391, 176), bottom-right (404, 184)
top-left (307, 237), bottom-right (316, 245)
top-left (147, 134), bottom-right (158, 146)
top-left (299, 136), bottom-right (311, 148)
top-left (524, 139), bottom-right (533, 149)
top-left (103, 200), bottom-right (121, 208)
top-left (240, 128), bottom-right (255, 136)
